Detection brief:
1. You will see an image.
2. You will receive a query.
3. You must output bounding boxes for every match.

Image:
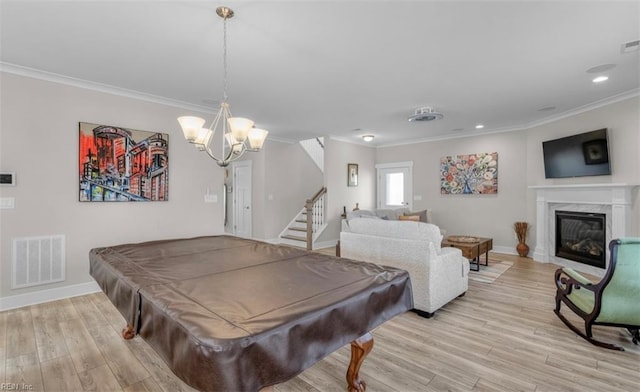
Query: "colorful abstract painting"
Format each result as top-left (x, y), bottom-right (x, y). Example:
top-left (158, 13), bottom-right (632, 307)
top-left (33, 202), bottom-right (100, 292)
top-left (79, 122), bottom-right (169, 201)
top-left (440, 152), bottom-right (498, 194)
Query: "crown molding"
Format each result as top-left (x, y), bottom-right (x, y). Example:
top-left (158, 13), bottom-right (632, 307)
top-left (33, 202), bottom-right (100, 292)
top-left (0, 62), bottom-right (216, 114)
top-left (523, 88), bottom-right (640, 129)
top-left (376, 88), bottom-right (640, 148)
top-left (265, 135), bottom-right (296, 144)
top-left (376, 125), bottom-right (528, 149)
top-left (329, 135), bottom-right (376, 147)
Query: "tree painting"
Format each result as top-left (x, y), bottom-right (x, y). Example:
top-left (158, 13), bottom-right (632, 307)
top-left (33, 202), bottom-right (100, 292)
top-left (440, 152), bottom-right (498, 194)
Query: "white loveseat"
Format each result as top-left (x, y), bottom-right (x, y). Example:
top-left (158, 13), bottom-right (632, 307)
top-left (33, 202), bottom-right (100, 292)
top-left (340, 217), bottom-right (470, 317)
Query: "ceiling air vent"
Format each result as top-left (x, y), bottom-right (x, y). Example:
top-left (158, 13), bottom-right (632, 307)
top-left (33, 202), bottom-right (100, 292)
top-left (408, 107), bottom-right (444, 122)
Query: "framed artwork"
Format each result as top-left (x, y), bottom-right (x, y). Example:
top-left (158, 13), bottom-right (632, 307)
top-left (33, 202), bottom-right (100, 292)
top-left (79, 122), bottom-right (169, 201)
top-left (440, 152), bottom-right (498, 194)
top-left (347, 163), bottom-right (358, 187)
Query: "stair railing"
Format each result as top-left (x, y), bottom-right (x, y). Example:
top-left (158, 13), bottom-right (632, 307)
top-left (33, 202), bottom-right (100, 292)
top-left (305, 187), bottom-right (327, 250)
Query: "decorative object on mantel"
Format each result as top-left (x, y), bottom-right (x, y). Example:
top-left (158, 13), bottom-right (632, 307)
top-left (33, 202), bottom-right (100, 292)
top-left (514, 221), bottom-right (530, 257)
top-left (177, 6), bottom-right (268, 167)
top-left (440, 152), bottom-right (498, 194)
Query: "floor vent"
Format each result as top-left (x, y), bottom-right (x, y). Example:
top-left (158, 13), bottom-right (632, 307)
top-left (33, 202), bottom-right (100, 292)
top-left (12, 235), bottom-right (65, 289)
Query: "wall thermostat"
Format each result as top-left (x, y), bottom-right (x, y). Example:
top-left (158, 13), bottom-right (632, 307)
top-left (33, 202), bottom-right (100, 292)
top-left (0, 172), bottom-right (16, 186)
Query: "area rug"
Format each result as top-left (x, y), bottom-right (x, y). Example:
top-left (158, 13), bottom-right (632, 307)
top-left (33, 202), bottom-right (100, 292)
top-left (468, 260), bottom-right (513, 283)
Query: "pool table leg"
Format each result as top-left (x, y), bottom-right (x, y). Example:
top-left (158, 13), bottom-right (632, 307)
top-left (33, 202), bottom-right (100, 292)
top-left (122, 324), bottom-right (135, 340)
top-left (346, 332), bottom-right (373, 392)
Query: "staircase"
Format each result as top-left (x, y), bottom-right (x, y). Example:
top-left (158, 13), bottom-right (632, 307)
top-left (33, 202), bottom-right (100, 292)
top-left (279, 187), bottom-right (327, 250)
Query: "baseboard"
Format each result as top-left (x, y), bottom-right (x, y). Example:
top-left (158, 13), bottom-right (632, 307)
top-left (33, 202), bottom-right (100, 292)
top-left (492, 245), bottom-right (518, 256)
top-left (313, 240), bottom-right (339, 250)
top-left (265, 237), bottom-right (338, 251)
top-left (0, 281), bottom-right (101, 311)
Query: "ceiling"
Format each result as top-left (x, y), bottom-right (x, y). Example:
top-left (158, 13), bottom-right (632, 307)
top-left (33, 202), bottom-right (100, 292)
top-left (1, 1), bottom-right (639, 146)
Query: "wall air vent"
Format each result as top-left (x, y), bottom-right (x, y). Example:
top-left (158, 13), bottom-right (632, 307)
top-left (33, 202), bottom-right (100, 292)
top-left (408, 107), bottom-right (444, 122)
top-left (12, 235), bottom-right (65, 288)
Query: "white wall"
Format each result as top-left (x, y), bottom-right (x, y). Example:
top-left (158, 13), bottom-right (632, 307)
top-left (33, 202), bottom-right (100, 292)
top-left (524, 96), bottom-right (640, 242)
top-left (0, 73), bottom-right (225, 301)
top-left (376, 131), bottom-right (529, 252)
top-left (320, 138), bottom-right (376, 242)
top-left (261, 140), bottom-right (323, 240)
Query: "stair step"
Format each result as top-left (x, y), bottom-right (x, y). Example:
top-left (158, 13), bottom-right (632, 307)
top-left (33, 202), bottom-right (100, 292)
top-left (295, 219), bottom-right (307, 223)
top-left (289, 227), bottom-right (306, 232)
top-left (282, 234), bottom-right (306, 242)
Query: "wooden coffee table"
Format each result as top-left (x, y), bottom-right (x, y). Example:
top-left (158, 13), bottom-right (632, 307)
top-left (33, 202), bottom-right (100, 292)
top-left (442, 236), bottom-right (493, 272)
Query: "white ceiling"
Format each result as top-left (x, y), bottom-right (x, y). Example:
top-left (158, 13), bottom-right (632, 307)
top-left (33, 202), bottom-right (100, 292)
top-left (1, 0), bottom-right (639, 146)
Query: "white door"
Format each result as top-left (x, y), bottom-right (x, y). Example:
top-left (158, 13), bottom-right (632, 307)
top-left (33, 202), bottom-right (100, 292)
top-left (233, 161), bottom-right (252, 238)
top-left (376, 162), bottom-right (413, 210)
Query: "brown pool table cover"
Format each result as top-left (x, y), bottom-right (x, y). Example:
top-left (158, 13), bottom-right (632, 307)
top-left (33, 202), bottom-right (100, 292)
top-left (89, 235), bottom-right (413, 391)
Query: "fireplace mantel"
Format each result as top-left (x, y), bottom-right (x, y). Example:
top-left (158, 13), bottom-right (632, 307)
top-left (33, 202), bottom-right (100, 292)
top-left (528, 183), bottom-right (638, 276)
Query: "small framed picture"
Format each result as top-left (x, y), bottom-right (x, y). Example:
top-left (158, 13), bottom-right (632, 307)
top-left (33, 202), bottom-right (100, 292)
top-left (347, 163), bottom-right (358, 187)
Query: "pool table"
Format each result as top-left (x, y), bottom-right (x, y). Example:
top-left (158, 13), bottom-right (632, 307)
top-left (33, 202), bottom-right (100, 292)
top-left (89, 235), bottom-right (412, 391)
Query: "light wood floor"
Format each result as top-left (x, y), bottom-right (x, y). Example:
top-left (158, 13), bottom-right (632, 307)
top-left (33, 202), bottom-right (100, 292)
top-left (1, 253), bottom-right (638, 392)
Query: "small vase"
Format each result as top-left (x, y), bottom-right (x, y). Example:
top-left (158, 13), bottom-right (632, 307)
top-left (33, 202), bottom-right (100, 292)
top-left (516, 242), bottom-right (529, 257)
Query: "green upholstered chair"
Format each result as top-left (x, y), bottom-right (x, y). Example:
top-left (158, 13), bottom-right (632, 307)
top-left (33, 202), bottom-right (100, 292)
top-left (554, 238), bottom-right (640, 351)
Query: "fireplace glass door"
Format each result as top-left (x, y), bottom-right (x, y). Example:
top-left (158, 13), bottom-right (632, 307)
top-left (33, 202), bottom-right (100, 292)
top-left (555, 211), bottom-right (606, 268)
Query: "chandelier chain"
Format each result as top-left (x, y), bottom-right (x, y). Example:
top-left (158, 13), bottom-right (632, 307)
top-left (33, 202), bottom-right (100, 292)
top-left (222, 16), bottom-right (228, 103)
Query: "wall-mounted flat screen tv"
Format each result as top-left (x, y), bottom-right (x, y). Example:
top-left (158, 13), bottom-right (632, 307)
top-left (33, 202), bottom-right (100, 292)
top-left (542, 128), bottom-right (611, 178)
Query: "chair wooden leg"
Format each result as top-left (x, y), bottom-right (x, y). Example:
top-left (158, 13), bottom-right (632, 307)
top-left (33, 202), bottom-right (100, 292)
top-left (554, 294), bottom-right (561, 312)
top-left (554, 309), bottom-right (625, 351)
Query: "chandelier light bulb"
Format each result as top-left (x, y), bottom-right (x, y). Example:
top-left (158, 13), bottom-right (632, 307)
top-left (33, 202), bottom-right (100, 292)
top-left (178, 116), bottom-right (206, 142)
top-left (228, 117), bottom-right (254, 143)
top-left (248, 128), bottom-right (269, 150)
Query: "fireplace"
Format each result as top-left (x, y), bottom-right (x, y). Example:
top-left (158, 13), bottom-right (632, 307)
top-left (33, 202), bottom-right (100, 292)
top-left (555, 211), bottom-right (606, 268)
top-left (530, 184), bottom-right (637, 277)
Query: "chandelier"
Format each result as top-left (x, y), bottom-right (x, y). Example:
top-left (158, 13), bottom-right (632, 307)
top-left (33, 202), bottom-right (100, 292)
top-left (178, 6), bottom-right (268, 167)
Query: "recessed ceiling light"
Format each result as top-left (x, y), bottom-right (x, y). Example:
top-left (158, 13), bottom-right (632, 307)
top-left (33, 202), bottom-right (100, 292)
top-left (475, 124), bottom-right (484, 129)
top-left (362, 135), bottom-right (374, 142)
top-left (592, 76), bottom-right (609, 83)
